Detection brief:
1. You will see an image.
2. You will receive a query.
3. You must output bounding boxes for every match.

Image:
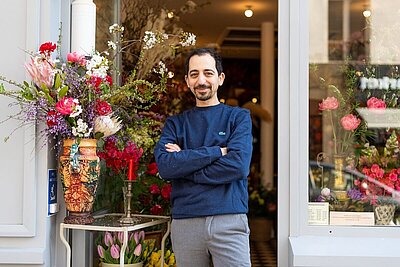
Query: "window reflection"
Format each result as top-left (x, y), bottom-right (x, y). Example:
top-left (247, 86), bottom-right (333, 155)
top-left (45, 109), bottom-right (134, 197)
top-left (309, 0), bottom-right (400, 226)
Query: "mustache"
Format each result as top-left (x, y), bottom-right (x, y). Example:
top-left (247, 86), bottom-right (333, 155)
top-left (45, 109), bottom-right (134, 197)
top-left (194, 84), bottom-right (211, 90)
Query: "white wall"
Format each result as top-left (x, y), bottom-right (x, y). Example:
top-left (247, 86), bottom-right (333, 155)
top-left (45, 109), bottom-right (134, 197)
top-left (0, 0), bottom-right (65, 266)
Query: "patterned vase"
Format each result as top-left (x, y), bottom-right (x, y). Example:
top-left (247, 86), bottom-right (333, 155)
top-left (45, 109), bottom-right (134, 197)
top-left (59, 138), bottom-right (100, 224)
top-left (374, 203), bottom-right (396, 225)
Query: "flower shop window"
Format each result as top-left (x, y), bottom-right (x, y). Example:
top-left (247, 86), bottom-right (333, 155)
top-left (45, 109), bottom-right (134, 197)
top-left (308, 0), bottom-right (400, 227)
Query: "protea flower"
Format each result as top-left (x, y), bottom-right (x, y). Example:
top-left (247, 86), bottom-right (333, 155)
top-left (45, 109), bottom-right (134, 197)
top-left (24, 57), bottom-right (55, 89)
top-left (94, 115), bottom-right (122, 138)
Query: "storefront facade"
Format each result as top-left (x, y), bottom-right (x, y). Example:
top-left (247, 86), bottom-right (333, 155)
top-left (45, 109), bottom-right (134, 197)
top-left (2, 0), bottom-right (400, 266)
top-left (279, 0), bottom-right (400, 266)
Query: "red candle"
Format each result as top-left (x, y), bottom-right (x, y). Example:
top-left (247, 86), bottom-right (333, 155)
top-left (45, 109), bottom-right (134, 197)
top-left (127, 159), bottom-right (134, 181)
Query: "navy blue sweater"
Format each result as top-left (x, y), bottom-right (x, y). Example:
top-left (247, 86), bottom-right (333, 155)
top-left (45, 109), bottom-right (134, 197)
top-left (154, 103), bottom-right (253, 219)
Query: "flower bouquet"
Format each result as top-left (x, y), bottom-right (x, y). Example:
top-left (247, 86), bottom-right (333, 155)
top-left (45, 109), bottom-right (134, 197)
top-left (355, 130), bottom-right (400, 206)
top-left (0, 41), bottom-right (121, 146)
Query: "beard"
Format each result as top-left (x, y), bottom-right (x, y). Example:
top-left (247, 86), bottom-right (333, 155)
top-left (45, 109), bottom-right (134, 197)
top-left (193, 85), bottom-right (213, 101)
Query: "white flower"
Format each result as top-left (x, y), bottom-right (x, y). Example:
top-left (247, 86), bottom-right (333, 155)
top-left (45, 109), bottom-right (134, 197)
top-left (321, 188), bottom-right (331, 197)
top-left (109, 24), bottom-right (124, 34)
top-left (153, 61), bottom-right (168, 75)
top-left (168, 71), bottom-right (174, 78)
top-left (71, 119), bottom-right (92, 137)
top-left (69, 105), bottom-right (82, 118)
top-left (86, 52), bottom-right (109, 78)
top-left (180, 32), bottom-right (196, 47)
top-left (107, 41), bottom-right (117, 50)
top-left (143, 31), bottom-right (157, 50)
top-left (94, 115), bottom-right (122, 138)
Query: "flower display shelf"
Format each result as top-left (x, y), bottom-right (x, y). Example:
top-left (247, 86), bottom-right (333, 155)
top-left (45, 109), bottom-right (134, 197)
top-left (60, 213), bottom-right (170, 267)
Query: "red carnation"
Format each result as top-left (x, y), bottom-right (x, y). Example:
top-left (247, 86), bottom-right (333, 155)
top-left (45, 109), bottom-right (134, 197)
top-left (95, 99), bottom-right (112, 116)
top-left (39, 42), bottom-right (56, 56)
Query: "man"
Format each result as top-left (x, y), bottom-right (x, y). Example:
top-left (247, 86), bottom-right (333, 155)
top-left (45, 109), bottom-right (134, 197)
top-left (154, 48), bottom-right (253, 267)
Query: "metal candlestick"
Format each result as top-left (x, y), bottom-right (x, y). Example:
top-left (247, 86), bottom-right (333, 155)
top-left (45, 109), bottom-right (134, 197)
top-left (119, 180), bottom-right (140, 224)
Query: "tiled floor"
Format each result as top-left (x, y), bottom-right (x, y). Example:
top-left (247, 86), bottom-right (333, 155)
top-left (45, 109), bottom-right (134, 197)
top-left (250, 239), bottom-right (277, 267)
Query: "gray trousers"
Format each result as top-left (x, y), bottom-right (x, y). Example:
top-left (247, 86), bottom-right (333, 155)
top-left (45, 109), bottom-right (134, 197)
top-left (171, 214), bottom-right (251, 267)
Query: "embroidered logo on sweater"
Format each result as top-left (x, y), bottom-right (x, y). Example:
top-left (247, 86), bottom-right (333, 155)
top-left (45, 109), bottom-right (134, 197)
top-left (218, 131), bottom-right (226, 136)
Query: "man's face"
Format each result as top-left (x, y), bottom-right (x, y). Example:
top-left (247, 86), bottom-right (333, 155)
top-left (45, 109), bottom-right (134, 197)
top-left (185, 54), bottom-right (225, 104)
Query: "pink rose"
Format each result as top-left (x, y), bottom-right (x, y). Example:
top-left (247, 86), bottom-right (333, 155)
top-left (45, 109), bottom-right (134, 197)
top-left (340, 114), bottom-right (361, 131)
top-left (67, 51), bottom-right (86, 65)
top-left (319, 96), bottom-right (339, 111)
top-left (367, 97), bottom-right (386, 110)
top-left (55, 97), bottom-right (78, 115)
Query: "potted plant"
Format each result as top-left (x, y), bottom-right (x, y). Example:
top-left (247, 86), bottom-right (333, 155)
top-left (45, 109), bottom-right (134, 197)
top-left (96, 230), bottom-right (150, 267)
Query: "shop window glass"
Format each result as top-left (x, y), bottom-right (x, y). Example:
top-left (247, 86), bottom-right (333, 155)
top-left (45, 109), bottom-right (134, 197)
top-left (309, 0), bottom-right (400, 227)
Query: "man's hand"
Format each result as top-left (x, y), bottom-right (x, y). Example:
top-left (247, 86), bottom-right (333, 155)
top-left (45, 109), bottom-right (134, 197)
top-left (165, 143), bottom-right (182, 152)
top-left (220, 147), bottom-right (227, 156)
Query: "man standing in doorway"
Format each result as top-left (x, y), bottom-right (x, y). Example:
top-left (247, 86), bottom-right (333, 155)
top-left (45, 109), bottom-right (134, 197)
top-left (154, 48), bottom-right (253, 267)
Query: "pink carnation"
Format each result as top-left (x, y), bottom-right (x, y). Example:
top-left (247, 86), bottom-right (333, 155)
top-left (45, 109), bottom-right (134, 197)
top-left (340, 114), bottom-right (361, 131)
top-left (55, 97), bottom-right (78, 115)
top-left (319, 96), bottom-right (339, 111)
top-left (367, 97), bottom-right (386, 110)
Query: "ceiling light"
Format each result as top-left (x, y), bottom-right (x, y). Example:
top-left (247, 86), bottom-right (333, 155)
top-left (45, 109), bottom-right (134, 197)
top-left (363, 9), bottom-right (371, 18)
top-left (244, 6), bottom-right (253, 18)
top-left (167, 11), bottom-right (174, 19)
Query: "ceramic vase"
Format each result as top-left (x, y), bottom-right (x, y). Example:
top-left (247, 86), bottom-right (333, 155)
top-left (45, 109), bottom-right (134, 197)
top-left (59, 138), bottom-right (100, 224)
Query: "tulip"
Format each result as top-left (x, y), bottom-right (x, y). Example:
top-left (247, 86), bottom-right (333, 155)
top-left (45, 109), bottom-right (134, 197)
top-left (97, 245), bottom-right (105, 258)
top-left (104, 232), bottom-right (113, 247)
top-left (133, 244), bottom-right (142, 257)
top-left (133, 231), bottom-right (139, 244)
top-left (110, 244), bottom-right (120, 259)
top-left (138, 230), bottom-right (145, 241)
top-left (117, 231), bottom-right (124, 244)
top-left (94, 115), bottom-right (122, 138)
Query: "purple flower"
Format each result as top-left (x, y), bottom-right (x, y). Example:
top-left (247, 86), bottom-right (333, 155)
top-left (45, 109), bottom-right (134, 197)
top-left (133, 244), bottom-right (142, 257)
top-left (347, 188), bottom-right (363, 200)
top-left (97, 245), bottom-right (104, 258)
top-left (110, 244), bottom-right (120, 259)
top-left (104, 232), bottom-right (113, 247)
